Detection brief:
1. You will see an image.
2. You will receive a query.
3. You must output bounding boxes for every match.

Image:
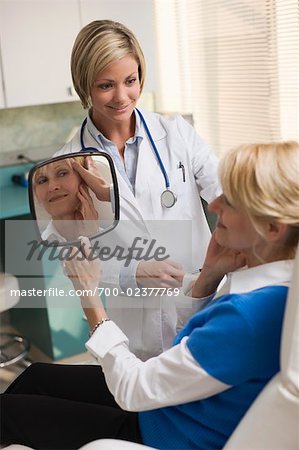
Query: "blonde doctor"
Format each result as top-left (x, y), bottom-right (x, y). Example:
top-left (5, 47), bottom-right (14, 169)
top-left (55, 20), bottom-right (221, 360)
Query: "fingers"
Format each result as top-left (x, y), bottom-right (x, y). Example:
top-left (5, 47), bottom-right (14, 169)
top-left (77, 184), bottom-right (92, 204)
top-left (160, 265), bottom-right (184, 287)
top-left (76, 185), bottom-right (99, 221)
top-left (78, 236), bottom-right (93, 259)
top-left (72, 159), bottom-right (89, 176)
top-left (85, 156), bottom-right (97, 171)
top-left (137, 260), bottom-right (184, 289)
top-left (166, 259), bottom-right (183, 270)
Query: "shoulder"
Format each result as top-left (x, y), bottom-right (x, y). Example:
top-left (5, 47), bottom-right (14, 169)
top-left (185, 285), bottom-right (288, 344)
top-left (185, 286), bottom-right (287, 384)
top-left (207, 285), bottom-right (288, 327)
top-left (54, 128), bottom-right (81, 157)
top-left (229, 285), bottom-right (288, 320)
top-left (139, 109), bottom-right (212, 156)
top-left (139, 109), bottom-right (194, 136)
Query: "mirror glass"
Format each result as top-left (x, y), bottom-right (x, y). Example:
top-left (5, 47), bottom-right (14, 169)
top-left (28, 152), bottom-right (119, 246)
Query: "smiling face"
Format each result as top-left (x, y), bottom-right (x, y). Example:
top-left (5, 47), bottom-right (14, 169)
top-left (34, 160), bottom-right (81, 220)
top-left (208, 194), bottom-right (260, 252)
top-left (90, 55), bottom-right (141, 129)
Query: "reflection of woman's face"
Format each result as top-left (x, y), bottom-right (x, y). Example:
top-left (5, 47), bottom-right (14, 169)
top-left (34, 161), bottom-right (81, 219)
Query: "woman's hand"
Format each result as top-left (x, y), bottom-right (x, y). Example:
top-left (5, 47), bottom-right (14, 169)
top-left (136, 260), bottom-right (184, 289)
top-left (74, 183), bottom-right (100, 236)
top-left (192, 232), bottom-right (246, 298)
top-left (202, 231), bottom-right (246, 278)
top-left (71, 157), bottom-right (111, 202)
top-left (64, 237), bottom-right (108, 328)
top-left (64, 237), bottom-right (101, 295)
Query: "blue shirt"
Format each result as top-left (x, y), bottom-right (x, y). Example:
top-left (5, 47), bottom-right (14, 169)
top-left (139, 285), bottom-right (288, 449)
top-left (86, 111), bottom-right (143, 194)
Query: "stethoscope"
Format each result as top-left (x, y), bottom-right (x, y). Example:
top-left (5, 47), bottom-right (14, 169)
top-left (79, 108), bottom-right (177, 208)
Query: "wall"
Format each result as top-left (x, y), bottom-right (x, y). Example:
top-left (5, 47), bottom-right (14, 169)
top-left (0, 92), bottom-right (155, 166)
top-left (0, 102), bottom-right (85, 166)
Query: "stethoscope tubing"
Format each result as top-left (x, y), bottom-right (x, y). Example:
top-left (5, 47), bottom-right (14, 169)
top-left (80, 109), bottom-right (170, 189)
top-left (135, 108), bottom-right (170, 189)
top-left (79, 108), bottom-right (176, 208)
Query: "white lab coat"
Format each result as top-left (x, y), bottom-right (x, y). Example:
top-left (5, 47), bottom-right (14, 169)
top-left (55, 109), bottom-right (221, 359)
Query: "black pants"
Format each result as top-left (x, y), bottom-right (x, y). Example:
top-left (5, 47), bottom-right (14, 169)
top-left (0, 362), bottom-right (143, 449)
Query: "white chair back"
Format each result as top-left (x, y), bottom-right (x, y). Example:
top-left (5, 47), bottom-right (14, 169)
top-left (223, 244), bottom-right (299, 449)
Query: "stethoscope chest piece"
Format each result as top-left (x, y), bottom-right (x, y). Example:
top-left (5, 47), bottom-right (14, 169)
top-left (161, 189), bottom-right (177, 208)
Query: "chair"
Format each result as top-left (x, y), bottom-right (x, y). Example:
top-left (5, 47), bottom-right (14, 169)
top-left (4, 245), bottom-right (299, 449)
top-left (0, 273), bottom-right (31, 368)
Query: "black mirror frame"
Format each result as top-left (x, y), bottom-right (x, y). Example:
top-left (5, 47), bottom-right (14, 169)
top-left (28, 151), bottom-right (120, 247)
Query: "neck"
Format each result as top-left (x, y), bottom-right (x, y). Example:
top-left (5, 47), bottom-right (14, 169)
top-left (91, 109), bottom-right (135, 152)
top-left (245, 244), bottom-right (292, 268)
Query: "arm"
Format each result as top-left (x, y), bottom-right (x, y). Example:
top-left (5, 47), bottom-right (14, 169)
top-left (176, 232), bottom-right (246, 329)
top-left (71, 157), bottom-right (111, 202)
top-left (191, 232), bottom-right (246, 298)
top-left (64, 238), bottom-right (229, 411)
top-left (87, 327), bottom-right (230, 411)
top-left (176, 115), bottom-right (221, 203)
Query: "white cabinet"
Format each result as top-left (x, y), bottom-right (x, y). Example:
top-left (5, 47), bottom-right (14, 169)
top-left (0, 0), bottom-right (156, 108)
top-left (0, 0), bottom-right (81, 108)
top-left (0, 65), bottom-right (5, 108)
top-left (80, 0), bottom-right (156, 93)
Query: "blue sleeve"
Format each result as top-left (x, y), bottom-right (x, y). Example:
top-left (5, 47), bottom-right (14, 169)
top-left (186, 294), bottom-right (283, 385)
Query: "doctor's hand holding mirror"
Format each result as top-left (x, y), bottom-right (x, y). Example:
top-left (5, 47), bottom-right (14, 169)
top-left (28, 151), bottom-right (119, 246)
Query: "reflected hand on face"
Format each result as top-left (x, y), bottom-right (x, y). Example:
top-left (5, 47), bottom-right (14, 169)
top-left (71, 157), bottom-right (111, 202)
top-left (74, 184), bottom-right (100, 236)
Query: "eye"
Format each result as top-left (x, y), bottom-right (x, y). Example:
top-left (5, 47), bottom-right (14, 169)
top-left (57, 169), bottom-right (69, 177)
top-left (97, 83), bottom-right (113, 91)
top-left (36, 176), bottom-right (47, 185)
top-left (126, 78), bottom-right (137, 86)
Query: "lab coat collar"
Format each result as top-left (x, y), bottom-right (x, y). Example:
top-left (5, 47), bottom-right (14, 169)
top-left (86, 113), bottom-right (105, 149)
top-left (220, 259), bottom-right (294, 298)
top-left (84, 108), bottom-right (168, 220)
top-left (137, 108), bottom-right (167, 141)
top-left (86, 108), bottom-right (166, 144)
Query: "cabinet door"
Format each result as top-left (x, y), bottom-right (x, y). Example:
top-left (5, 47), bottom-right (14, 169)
top-left (80, 0), bottom-right (157, 93)
top-left (0, 65), bottom-right (5, 108)
top-left (0, 0), bottom-right (81, 108)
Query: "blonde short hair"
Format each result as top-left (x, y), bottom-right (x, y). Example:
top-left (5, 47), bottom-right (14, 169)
top-left (71, 20), bottom-right (146, 109)
top-left (219, 141), bottom-right (299, 236)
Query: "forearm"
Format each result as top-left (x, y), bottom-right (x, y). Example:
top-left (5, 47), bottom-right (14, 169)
top-left (81, 296), bottom-right (108, 331)
top-left (86, 328), bottom-right (229, 411)
top-left (191, 268), bottom-right (224, 298)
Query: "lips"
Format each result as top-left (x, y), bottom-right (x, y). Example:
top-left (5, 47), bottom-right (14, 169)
top-left (48, 193), bottom-right (69, 203)
top-left (108, 104), bottom-right (131, 113)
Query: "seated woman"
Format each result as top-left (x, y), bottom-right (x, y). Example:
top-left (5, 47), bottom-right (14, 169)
top-left (32, 156), bottom-right (110, 242)
top-left (1, 141), bottom-right (298, 450)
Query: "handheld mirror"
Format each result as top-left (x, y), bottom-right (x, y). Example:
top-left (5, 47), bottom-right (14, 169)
top-left (28, 152), bottom-right (119, 247)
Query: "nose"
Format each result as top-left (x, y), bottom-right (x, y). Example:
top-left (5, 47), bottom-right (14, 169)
top-left (48, 178), bottom-right (60, 192)
top-left (113, 84), bottom-right (127, 104)
top-left (208, 195), bottom-right (222, 214)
